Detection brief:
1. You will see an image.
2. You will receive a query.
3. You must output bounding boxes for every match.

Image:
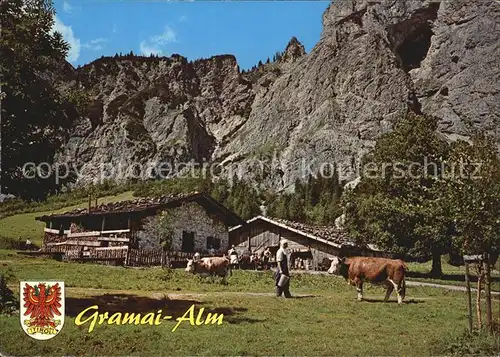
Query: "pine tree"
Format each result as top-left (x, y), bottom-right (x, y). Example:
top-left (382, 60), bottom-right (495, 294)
top-left (288, 195), bottom-right (305, 222)
top-left (309, 174), bottom-right (322, 206)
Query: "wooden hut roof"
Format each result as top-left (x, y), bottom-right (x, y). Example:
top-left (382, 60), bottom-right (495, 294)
top-left (230, 215), bottom-right (375, 250)
top-left (35, 192), bottom-right (244, 226)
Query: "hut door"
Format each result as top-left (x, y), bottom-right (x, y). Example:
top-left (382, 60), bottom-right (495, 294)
top-left (182, 231), bottom-right (195, 253)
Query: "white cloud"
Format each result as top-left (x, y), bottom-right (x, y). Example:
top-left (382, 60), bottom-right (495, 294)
top-left (82, 38), bottom-right (108, 51)
top-left (178, 15), bottom-right (187, 22)
top-left (63, 1), bottom-right (72, 13)
top-left (139, 25), bottom-right (178, 56)
top-left (89, 38), bottom-right (107, 45)
top-left (151, 26), bottom-right (177, 45)
top-left (52, 16), bottom-right (80, 63)
top-left (112, 23), bottom-right (119, 34)
top-left (140, 42), bottom-right (162, 56)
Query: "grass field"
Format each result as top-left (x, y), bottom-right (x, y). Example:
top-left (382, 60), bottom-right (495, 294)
top-left (1, 194), bottom-right (499, 355)
top-left (0, 251), bottom-right (499, 356)
top-left (0, 191), bottom-right (135, 247)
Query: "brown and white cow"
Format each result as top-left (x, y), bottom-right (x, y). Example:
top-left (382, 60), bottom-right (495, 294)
top-left (327, 256), bottom-right (408, 304)
top-left (185, 256), bottom-right (231, 284)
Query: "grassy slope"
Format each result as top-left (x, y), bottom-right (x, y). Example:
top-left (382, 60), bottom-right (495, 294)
top-left (0, 191), bottom-right (135, 247)
top-left (0, 251), bottom-right (499, 356)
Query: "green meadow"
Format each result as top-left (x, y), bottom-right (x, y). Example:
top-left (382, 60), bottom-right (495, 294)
top-left (0, 251), bottom-right (498, 356)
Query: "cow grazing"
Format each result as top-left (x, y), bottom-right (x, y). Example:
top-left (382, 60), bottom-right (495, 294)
top-left (185, 256), bottom-right (231, 284)
top-left (328, 256), bottom-right (408, 304)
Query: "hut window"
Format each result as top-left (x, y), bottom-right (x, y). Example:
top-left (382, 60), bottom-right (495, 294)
top-left (206, 237), bottom-right (220, 250)
top-left (181, 231), bottom-right (195, 253)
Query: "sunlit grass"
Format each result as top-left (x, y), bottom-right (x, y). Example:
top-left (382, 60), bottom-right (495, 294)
top-left (1, 252), bottom-right (498, 356)
top-left (0, 191), bottom-right (135, 247)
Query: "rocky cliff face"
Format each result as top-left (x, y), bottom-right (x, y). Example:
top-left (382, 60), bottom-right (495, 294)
top-left (58, 0), bottom-right (499, 190)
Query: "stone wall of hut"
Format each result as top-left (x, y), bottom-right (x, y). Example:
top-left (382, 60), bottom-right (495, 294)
top-left (137, 202), bottom-right (229, 254)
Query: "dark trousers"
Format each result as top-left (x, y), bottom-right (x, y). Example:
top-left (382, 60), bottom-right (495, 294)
top-left (274, 271), bottom-right (291, 298)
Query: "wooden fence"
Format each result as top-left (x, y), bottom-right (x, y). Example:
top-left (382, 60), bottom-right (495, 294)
top-left (46, 245), bottom-right (81, 260)
top-left (44, 245), bottom-right (195, 268)
top-left (126, 249), bottom-right (195, 267)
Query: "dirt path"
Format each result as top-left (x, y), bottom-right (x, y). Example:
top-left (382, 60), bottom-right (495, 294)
top-left (290, 270), bottom-right (500, 295)
top-left (165, 292), bottom-right (317, 299)
top-left (63, 286), bottom-right (495, 302)
top-left (406, 280), bottom-right (500, 295)
top-left (8, 275), bottom-right (499, 299)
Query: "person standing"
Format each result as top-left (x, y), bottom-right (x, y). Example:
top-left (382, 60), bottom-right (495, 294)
top-left (193, 252), bottom-right (201, 262)
top-left (274, 240), bottom-right (292, 298)
top-left (263, 247), bottom-right (271, 270)
top-left (228, 245), bottom-right (239, 269)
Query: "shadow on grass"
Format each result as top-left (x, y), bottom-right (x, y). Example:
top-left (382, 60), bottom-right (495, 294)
top-left (65, 293), bottom-right (265, 324)
top-left (361, 298), bottom-right (423, 304)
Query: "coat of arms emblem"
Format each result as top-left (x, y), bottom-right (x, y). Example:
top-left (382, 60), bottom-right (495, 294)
top-left (20, 281), bottom-right (65, 340)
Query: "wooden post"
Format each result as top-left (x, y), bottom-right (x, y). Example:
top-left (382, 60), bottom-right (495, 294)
top-left (88, 194), bottom-right (92, 213)
top-left (476, 263), bottom-right (483, 329)
top-left (95, 197), bottom-right (98, 208)
top-left (464, 262), bottom-right (473, 333)
top-left (483, 252), bottom-right (493, 332)
top-left (101, 216), bottom-right (106, 232)
top-left (125, 247), bottom-right (130, 267)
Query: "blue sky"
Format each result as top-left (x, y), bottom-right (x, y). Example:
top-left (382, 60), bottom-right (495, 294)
top-left (53, 0), bottom-right (330, 70)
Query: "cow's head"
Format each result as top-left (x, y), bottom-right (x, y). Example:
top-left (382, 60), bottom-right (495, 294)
top-left (185, 259), bottom-right (196, 273)
top-left (327, 256), bottom-right (346, 275)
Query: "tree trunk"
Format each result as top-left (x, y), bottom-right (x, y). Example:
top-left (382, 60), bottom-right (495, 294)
top-left (464, 263), bottom-right (473, 333)
top-left (483, 253), bottom-right (493, 332)
top-left (430, 250), bottom-right (442, 277)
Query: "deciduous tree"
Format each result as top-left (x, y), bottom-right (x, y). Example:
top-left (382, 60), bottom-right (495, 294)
top-left (343, 113), bottom-right (452, 276)
top-left (1, 0), bottom-right (80, 199)
top-left (141, 210), bottom-right (175, 251)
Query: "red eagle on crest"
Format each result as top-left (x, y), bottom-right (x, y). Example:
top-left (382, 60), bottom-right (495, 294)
top-left (23, 282), bottom-right (62, 328)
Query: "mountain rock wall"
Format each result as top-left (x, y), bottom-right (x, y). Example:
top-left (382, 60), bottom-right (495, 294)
top-left (57, 0), bottom-right (500, 190)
